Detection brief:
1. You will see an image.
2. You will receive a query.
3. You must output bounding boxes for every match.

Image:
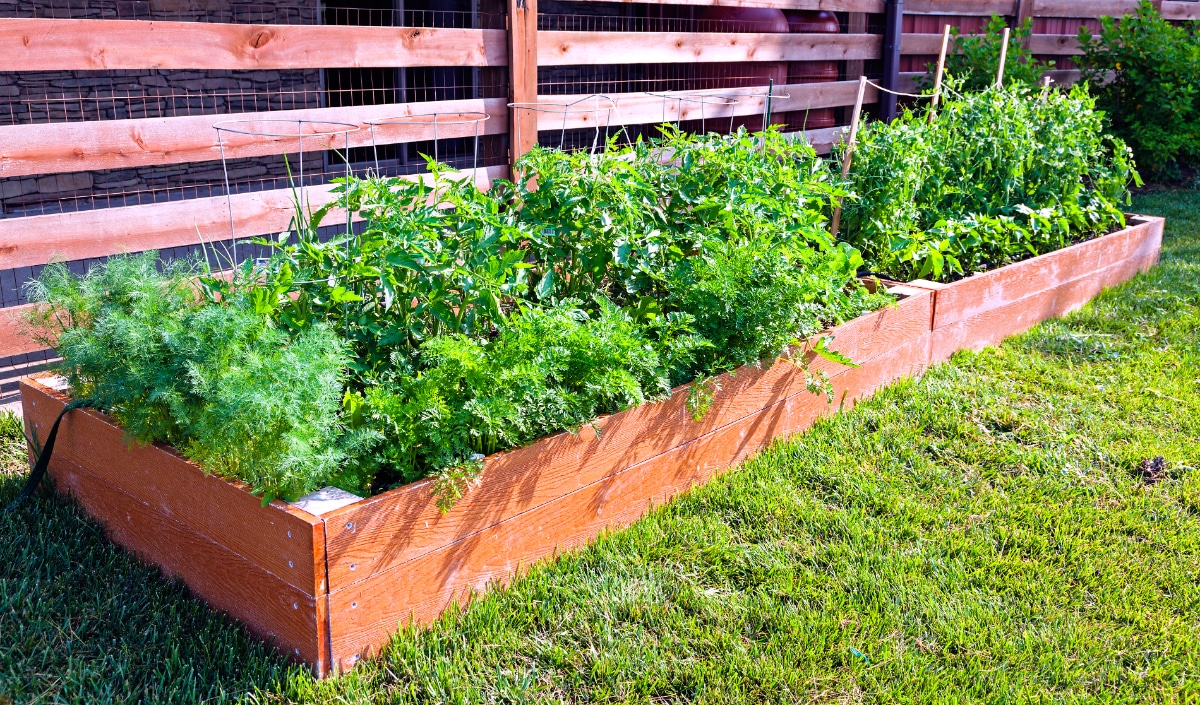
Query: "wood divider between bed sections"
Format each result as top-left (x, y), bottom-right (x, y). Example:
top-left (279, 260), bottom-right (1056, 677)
top-left (906, 215), bottom-right (1164, 362)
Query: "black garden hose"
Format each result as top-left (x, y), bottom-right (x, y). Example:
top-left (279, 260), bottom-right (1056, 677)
top-left (4, 399), bottom-right (91, 513)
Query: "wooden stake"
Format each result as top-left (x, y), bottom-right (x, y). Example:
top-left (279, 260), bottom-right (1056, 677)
top-left (995, 27), bottom-right (1010, 89)
top-left (928, 24), bottom-right (951, 124)
top-left (830, 76), bottom-right (868, 240)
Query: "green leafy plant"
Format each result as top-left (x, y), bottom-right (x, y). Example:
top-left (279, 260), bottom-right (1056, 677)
top-left (1077, 0), bottom-right (1200, 178)
top-left (917, 16), bottom-right (1053, 93)
top-left (840, 80), bottom-right (1140, 283)
top-left (24, 254), bottom-right (351, 503)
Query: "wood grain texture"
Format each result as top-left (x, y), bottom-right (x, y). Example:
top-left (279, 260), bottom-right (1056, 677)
top-left (552, 0), bottom-right (884, 9)
top-left (537, 31), bottom-right (880, 66)
top-left (48, 456), bottom-right (327, 670)
top-left (539, 82), bottom-right (879, 132)
top-left (324, 325), bottom-right (933, 668)
top-left (0, 165), bottom-right (508, 270)
top-left (0, 303), bottom-right (45, 358)
top-left (508, 0), bottom-right (539, 165)
top-left (0, 19), bottom-right (507, 71)
top-left (321, 290), bottom-right (933, 592)
top-left (927, 253), bottom-right (1153, 362)
top-left (1163, 2), bottom-right (1200, 20)
top-left (0, 98), bottom-right (508, 179)
top-left (928, 218), bottom-right (1160, 330)
top-left (21, 377), bottom-right (325, 595)
top-left (905, 0), bottom-right (1015, 15)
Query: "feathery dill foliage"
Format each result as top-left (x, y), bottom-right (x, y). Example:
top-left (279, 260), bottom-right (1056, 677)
top-left (840, 80), bottom-right (1141, 283)
top-left (23, 254), bottom-right (350, 503)
top-left (27, 127), bottom-right (889, 506)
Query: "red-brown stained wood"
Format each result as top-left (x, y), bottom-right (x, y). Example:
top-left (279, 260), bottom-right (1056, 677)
top-left (916, 217), bottom-right (1163, 362)
top-left (0, 165), bottom-right (507, 270)
top-left (324, 324), bottom-right (933, 668)
top-left (23, 377), bottom-right (325, 594)
top-left (0, 98), bottom-right (508, 178)
top-left (0, 303), bottom-right (46, 358)
top-left (928, 217), bottom-right (1161, 330)
top-left (49, 457), bottom-right (328, 669)
top-left (0, 19), bottom-right (507, 71)
top-left (537, 31), bottom-right (880, 67)
top-left (539, 81), bottom-right (881, 132)
top-left (321, 289), bottom-right (933, 590)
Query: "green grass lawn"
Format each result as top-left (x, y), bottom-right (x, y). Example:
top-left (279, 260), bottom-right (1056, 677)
top-left (2, 191), bottom-right (1197, 705)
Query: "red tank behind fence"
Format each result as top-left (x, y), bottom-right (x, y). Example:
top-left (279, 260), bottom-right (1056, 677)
top-left (691, 7), bottom-right (788, 133)
top-left (781, 11), bottom-right (840, 132)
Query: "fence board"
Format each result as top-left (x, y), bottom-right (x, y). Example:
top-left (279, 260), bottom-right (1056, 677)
top-left (538, 31), bottom-right (880, 66)
top-left (1163, 1), bottom-right (1200, 20)
top-left (904, 0), bottom-right (1015, 14)
top-left (0, 19), bottom-right (507, 71)
top-left (551, 0), bottom-right (884, 8)
top-left (0, 165), bottom-right (508, 271)
top-left (904, 32), bottom-right (1084, 55)
top-left (0, 99), bottom-right (508, 179)
top-left (538, 81), bottom-right (879, 131)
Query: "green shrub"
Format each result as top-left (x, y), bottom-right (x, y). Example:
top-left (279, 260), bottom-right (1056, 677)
top-left (1077, 0), bottom-right (1200, 178)
top-left (840, 81), bottom-right (1140, 282)
top-left (24, 254), bottom-right (351, 502)
top-left (917, 16), bottom-right (1052, 93)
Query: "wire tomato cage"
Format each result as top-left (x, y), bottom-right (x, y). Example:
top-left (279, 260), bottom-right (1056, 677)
top-left (647, 83), bottom-right (791, 136)
top-left (507, 94), bottom-right (617, 154)
top-left (362, 111), bottom-right (490, 174)
top-left (213, 118), bottom-right (359, 266)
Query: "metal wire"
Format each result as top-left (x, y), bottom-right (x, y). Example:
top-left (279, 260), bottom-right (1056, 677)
top-left (364, 112), bottom-right (489, 174)
top-left (213, 119), bottom-right (358, 264)
top-left (509, 95), bottom-right (616, 154)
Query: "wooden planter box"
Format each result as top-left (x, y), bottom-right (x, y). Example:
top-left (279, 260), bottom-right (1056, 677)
top-left (20, 284), bottom-right (934, 676)
top-left (906, 216), bottom-right (1165, 363)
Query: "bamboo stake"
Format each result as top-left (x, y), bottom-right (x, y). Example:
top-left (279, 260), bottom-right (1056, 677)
top-left (830, 76), bottom-right (868, 240)
top-left (995, 27), bottom-right (1010, 88)
top-left (928, 24), bottom-right (952, 124)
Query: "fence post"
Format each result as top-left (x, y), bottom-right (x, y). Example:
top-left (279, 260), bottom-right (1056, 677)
top-left (1015, 0), bottom-right (1034, 49)
top-left (844, 11), bottom-right (868, 84)
top-left (507, 0), bottom-right (538, 172)
top-left (880, 0), bottom-right (904, 122)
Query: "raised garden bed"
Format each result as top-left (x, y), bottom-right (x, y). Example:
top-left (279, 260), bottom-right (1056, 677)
top-left (906, 216), bottom-right (1164, 363)
top-left (20, 283), bottom-right (934, 676)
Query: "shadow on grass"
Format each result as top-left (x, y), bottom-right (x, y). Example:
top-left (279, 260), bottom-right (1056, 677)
top-left (0, 468), bottom-right (303, 704)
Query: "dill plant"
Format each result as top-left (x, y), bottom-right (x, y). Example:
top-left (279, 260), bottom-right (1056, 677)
top-left (24, 254), bottom-right (351, 503)
top-left (840, 80), bottom-right (1140, 283)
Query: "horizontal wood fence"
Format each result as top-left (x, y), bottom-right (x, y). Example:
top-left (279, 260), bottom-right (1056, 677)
top-left (1, 0), bottom-right (1196, 370)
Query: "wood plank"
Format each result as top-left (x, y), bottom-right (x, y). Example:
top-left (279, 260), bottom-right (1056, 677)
top-left (927, 249), bottom-right (1156, 362)
top-left (0, 18), bottom-right (508, 71)
top-left (0, 303), bottom-right (45, 358)
top-left (508, 0), bottom-right (539, 166)
top-left (0, 164), bottom-right (508, 270)
top-left (845, 11), bottom-right (868, 85)
top-left (928, 218), bottom-right (1159, 330)
top-left (1031, 0), bottom-right (1138, 18)
top-left (786, 125), bottom-right (850, 155)
top-left (904, 0), bottom-right (1015, 15)
top-left (0, 98), bottom-right (508, 179)
top-left (324, 330), bottom-right (933, 668)
top-left (537, 30), bottom-right (880, 66)
top-left (22, 377), bottom-right (326, 596)
top-left (905, 32), bottom-right (1085, 56)
top-left (538, 81), bottom-right (879, 131)
top-left (47, 456), bottom-right (327, 670)
top-left (551, 0), bottom-right (884, 9)
top-left (321, 291), bottom-right (933, 591)
top-left (1163, 2), bottom-right (1200, 20)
